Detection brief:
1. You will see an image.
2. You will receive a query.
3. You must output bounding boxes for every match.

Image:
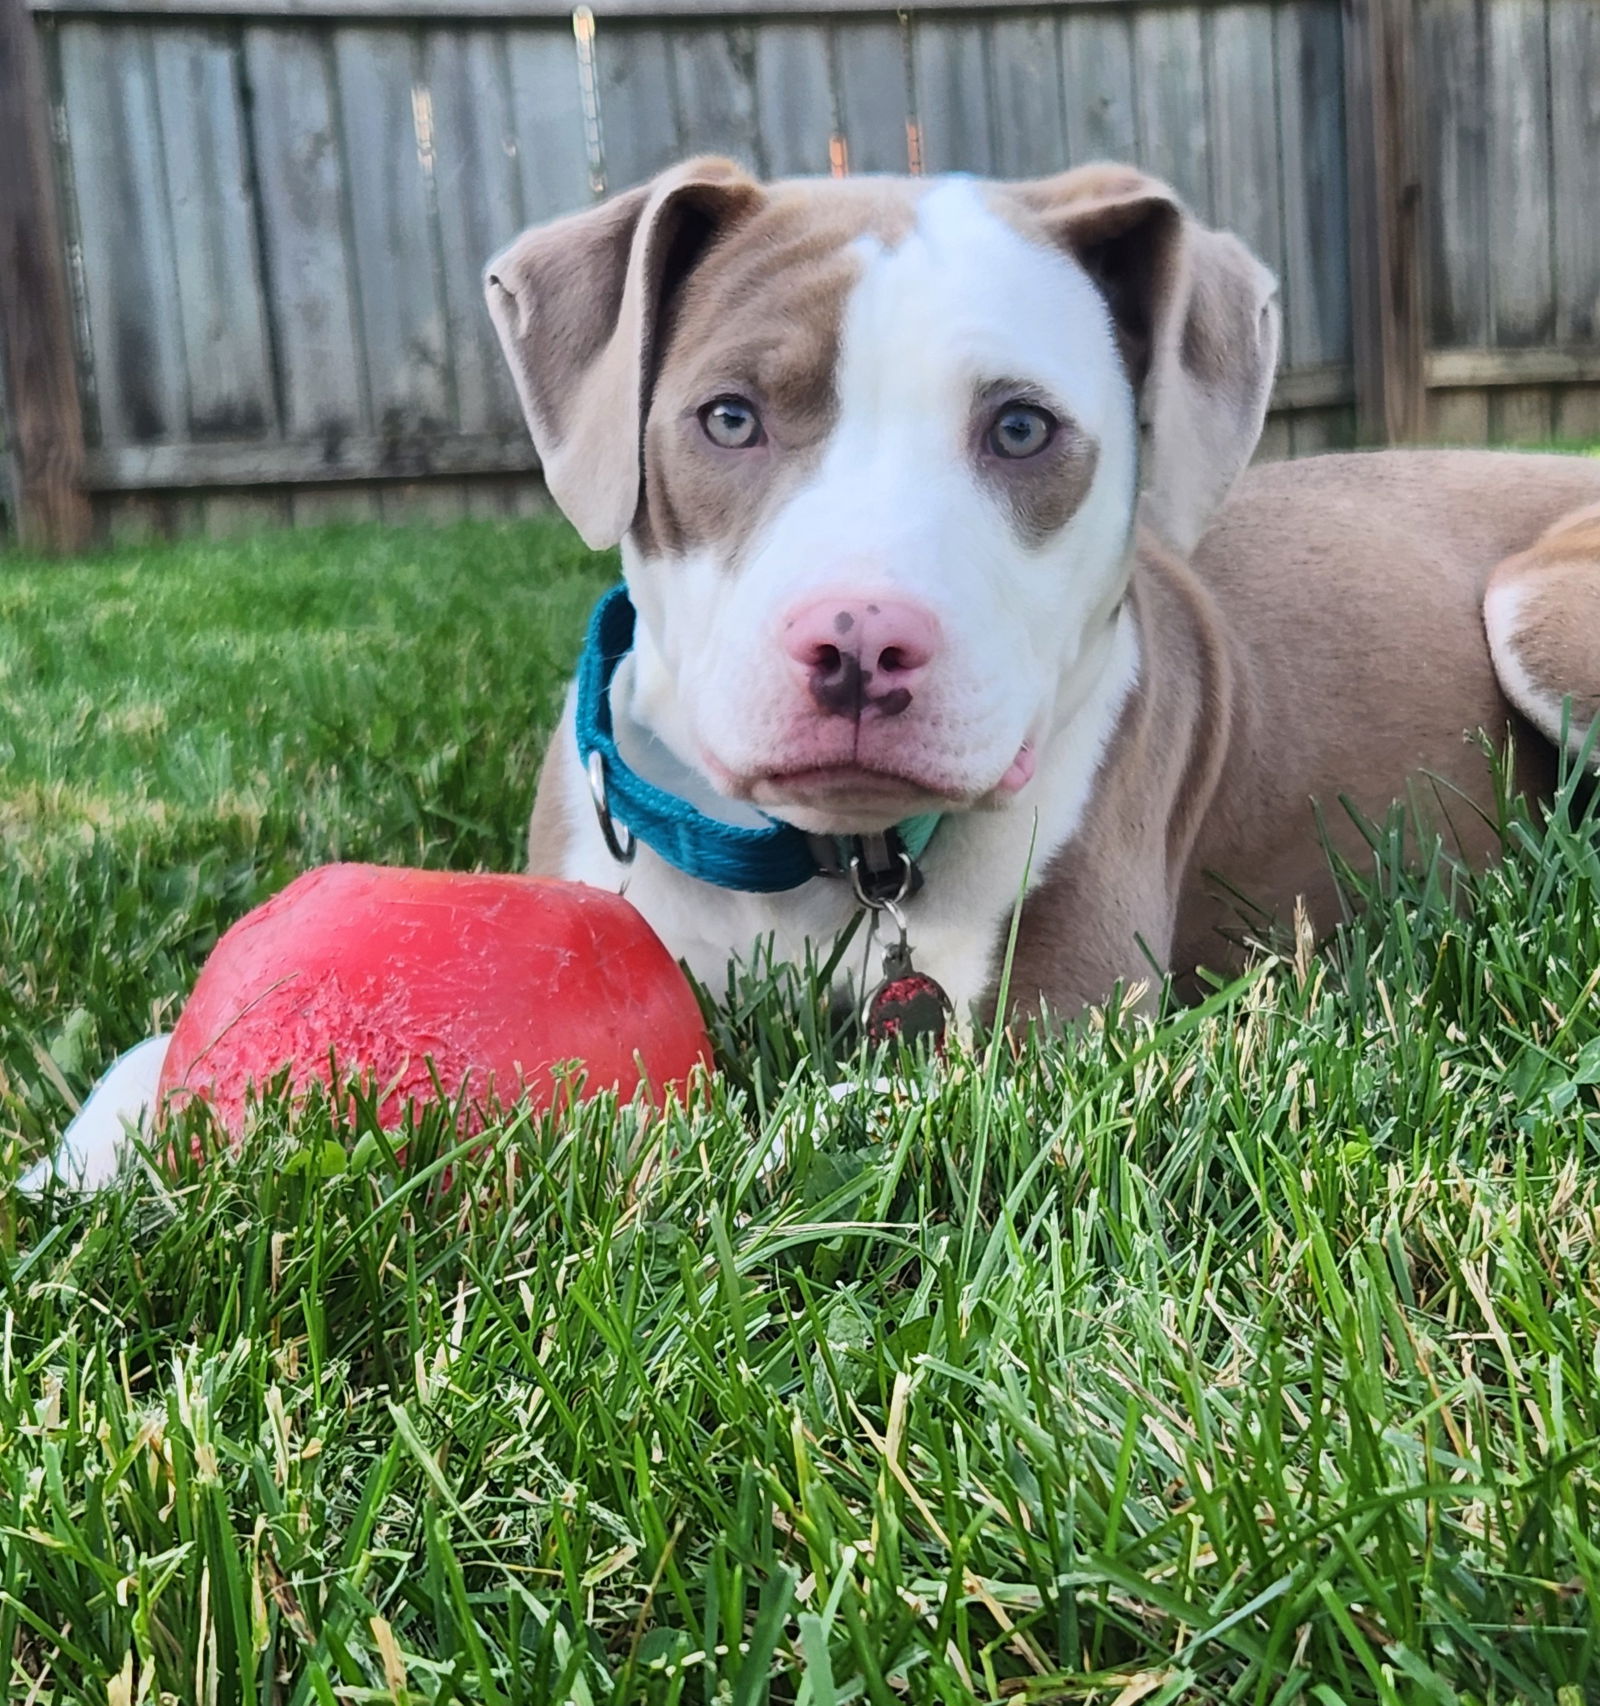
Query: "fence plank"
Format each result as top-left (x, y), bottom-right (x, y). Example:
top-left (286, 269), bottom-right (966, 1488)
top-left (1207, 6), bottom-right (1284, 287)
top-left (1343, 0), bottom-right (1425, 441)
top-left (150, 24), bottom-right (277, 438)
top-left (0, 0), bottom-right (92, 548)
top-left (504, 26), bottom-right (591, 217)
top-left (594, 23), bottom-right (681, 190)
top-left (426, 26), bottom-right (524, 434)
top-left (1484, 0), bottom-right (1553, 346)
top-left (1552, 386), bottom-right (1600, 443)
top-left (335, 25), bottom-right (452, 437)
top-left (912, 18), bottom-right (992, 174)
top-left (986, 14), bottom-right (1068, 177)
top-left (1274, 0), bottom-right (1350, 373)
top-left (244, 23), bottom-right (367, 438)
top-left (58, 19), bottom-right (189, 443)
top-left (751, 19), bottom-right (833, 176)
top-left (831, 18), bottom-right (909, 173)
top-left (1059, 10), bottom-right (1137, 163)
top-left (670, 25), bottom-right (760, 166)
top-left (1548, 0), bottom-right (1600, 345)
top-left (1421, 0), bottom-right (1488, 348)
top-left (1131, 8), bottom-right (1212, 216)
top-left (1490, 386), bottom-right (1552, 443)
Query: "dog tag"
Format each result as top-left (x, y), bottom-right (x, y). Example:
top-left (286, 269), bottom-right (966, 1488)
top-left (863, 925), bottom-right (952, 1049)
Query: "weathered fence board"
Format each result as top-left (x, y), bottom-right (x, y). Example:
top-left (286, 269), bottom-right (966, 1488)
top-left (244, 24), bottom-right (368, 439)
top-left (336, 25), bottom-right (454, 438)
top-left (751, 21), bottom-right (833, 176)
top-left (831, 19), bottom-right (911, 173)
top-left (5, 0), bottom-right (1599, 546)
top-left (426, 26), bottom-right (526, 435)
top-left (150, 24), bottom-right (278, 439)
top-left (503, 26), bottom-right (591, 216)
top-left (1059, 11), bottom-right (1138, 163)
top-left (988, 15), bottom-right (1068, 178)
top-left (1132, 9), bottom-right (1213, 217)
top-left (57, 20), bottom-right (191, 443)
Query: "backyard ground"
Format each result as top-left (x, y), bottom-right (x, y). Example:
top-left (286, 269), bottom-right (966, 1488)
top-left (1, 515), bottom-right (1598, 1703)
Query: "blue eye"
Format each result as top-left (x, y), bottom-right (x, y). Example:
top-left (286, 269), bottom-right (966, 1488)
top-left (700, 396), bottom-right (763, 449)
top-left (989, 404), bottom-right (1055, 459)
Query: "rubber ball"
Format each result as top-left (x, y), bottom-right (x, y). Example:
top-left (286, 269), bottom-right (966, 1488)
top-left (158, 864), bottom-right (712, 1136)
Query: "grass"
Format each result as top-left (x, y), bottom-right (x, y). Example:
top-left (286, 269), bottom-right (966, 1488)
top-left (2, 519), bottom-right (1599, 1703)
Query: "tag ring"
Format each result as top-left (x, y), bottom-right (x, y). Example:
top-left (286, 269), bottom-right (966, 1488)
top-left (587, 749), bottom-right (637, 865)
top-left (848, 849), bottom-right (913, 910)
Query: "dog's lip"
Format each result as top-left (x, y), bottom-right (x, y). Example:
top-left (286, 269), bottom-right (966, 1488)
top-left (744, 762), bottom-right (960, 811)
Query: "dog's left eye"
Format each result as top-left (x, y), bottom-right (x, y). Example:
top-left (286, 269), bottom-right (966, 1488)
top-left (988, 403), bottom-right (1055, 460)
top-left (700, 396), bottom-right (764, 449)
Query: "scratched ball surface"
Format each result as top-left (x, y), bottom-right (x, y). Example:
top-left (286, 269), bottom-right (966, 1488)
top-left (158, 864), bottom-right (712, 1137)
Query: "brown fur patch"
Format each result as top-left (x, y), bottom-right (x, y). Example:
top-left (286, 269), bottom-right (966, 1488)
top-left (633, 181), bottom-right (923, 563)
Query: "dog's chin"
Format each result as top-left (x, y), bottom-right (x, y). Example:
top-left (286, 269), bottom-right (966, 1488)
top-left (743, 765), bottom-right (961, 836)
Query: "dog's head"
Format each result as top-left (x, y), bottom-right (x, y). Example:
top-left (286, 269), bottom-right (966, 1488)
top-left (487, 160), bottom-right (1278, 835)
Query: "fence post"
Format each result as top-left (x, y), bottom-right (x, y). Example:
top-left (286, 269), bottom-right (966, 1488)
top-left (1342, 0), bottom-right (1427, 444)
top-left (0, 0), bottom-right (92, 553)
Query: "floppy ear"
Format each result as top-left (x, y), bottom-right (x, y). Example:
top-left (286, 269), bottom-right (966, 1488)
top-left (484, 157), bottom-right (763, 549)
top-left (1014, 166), bottom-right (1281, 555)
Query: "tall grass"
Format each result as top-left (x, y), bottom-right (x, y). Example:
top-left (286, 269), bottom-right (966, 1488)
top-left (2, 522), bottom-right (1597, 1702)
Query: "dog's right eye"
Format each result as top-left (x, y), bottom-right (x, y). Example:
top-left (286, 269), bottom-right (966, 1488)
top-left (699, 397), bottom-right (764, 449)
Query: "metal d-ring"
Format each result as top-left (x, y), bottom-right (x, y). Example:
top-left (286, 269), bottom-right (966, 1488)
top-left (847, 846), bottom-right (914, 911)
top-left (587, 749), bottom-right (637, 866)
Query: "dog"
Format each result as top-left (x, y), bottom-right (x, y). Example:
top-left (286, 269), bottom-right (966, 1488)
top-left (485, 158), bottom-right (1600, 1027)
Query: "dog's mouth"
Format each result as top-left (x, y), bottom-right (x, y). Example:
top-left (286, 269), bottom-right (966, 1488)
top-left (746, 763), bottom-right (956, 827)
top-left (726, 739), bottom-right (1038, 834)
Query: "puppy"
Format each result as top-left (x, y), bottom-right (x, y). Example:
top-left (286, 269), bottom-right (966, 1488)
top-left (486, 159), bottom-right (1600, 1023)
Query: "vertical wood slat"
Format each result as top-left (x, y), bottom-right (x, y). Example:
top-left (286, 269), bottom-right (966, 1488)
top-left (592, 24), bottom-right (680, 192)
top-left (1484, 0), bottom-right (1553, 347)
top-left (150, 24), bottom-right (277, 439)
top-left (751, 21), bottom-right (833, 176)
top-left (912, 19), bottom-right (993, 175)
top-left (503, 25), bottom-right (591, 219)
top-left (1132, 9), bottom-right (1212, 218)
top-left (334, 24), bottom-right (452, 437)
top-left (244, 24), bottom-right (367, 440)
top-left (426, 28), bottom-right (523, 435)
top-left (58, 19), bottom-right (190, 444)
top-left (1342, 0), bottom-right (1426, 442)
top-left (1548, 0), bottom-right (1600, 346)
top-left (831, 18), bottom-right (910, 173)
top-left (987, 15), bottom-right (1068, 177)
top-left (669, 25), bottom-right (760, 166)
top-left (1421, 0), bottom-right (1488, 347)
top-left (1060, 11), bottom-right (1138, 164)
top-left (1275, 1), bottom-right (1350, 369)
top-left (0, 0), bottom-right (91, 550)
top-left (1207, 6), bottom-right (1285, 298)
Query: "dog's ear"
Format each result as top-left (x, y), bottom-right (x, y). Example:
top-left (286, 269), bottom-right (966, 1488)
top-left (485, 157), bottom-right (763, 549)
top-left (1014, 165), bottom-right (1281, 555)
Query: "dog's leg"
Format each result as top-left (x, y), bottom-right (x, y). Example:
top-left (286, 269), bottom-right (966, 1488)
top-left (1485, 501), bottom-right (1600, 763)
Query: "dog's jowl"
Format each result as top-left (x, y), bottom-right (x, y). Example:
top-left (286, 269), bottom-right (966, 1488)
top-left (486, 159), bottom-right (1600, 1025)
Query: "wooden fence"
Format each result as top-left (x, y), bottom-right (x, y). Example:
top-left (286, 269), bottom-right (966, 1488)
top-left (0, 0), bottom-right (1597, 549)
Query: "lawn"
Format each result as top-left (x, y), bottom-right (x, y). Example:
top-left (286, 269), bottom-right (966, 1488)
top-left (2, 518), bottom-right (1599, 1704)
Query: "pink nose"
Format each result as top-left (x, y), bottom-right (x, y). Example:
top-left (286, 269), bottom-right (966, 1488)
top-left (780, 595), bottom-right (941, 719)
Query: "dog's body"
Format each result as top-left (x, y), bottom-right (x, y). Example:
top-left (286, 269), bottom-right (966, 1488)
top-left (486, 161), bottom-right (1600, 1022)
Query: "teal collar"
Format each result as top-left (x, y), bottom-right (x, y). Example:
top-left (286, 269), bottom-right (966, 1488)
top-left (575, 586), bottom-right (941, 896)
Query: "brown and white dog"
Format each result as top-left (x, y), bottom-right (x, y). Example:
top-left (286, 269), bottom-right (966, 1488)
top-left (486, 157), bottom-right (1600, 1024)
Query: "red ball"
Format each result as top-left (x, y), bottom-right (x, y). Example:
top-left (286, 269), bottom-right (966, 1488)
top-left (158, 864), bottom-right (712, 1137)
